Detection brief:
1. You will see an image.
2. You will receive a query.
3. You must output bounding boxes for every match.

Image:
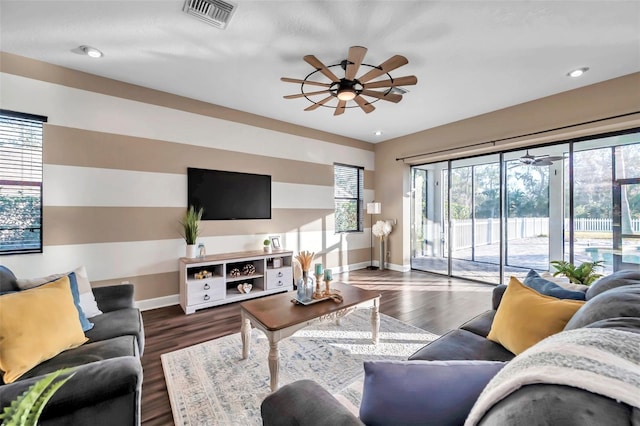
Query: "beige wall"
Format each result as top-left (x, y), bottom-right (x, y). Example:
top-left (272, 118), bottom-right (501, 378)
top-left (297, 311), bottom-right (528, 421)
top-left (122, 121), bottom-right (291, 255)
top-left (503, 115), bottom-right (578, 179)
top-left (2, 50), bottom-right (639, 300)
top-left (374, 72), bottom-right (640, 269)
top-left (0, 52), bottom-right (375, 305)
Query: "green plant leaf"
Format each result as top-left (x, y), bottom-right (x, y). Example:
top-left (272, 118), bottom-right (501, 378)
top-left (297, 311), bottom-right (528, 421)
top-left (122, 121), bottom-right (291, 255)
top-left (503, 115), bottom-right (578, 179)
top-left (26, 373), bottom-right (74, 425)
top-left (0, 368), bottom-right (74, 426)
top-left (180, 205), bottom-right (203, 245)
top-left (549, 260), bottom-right (604, 286)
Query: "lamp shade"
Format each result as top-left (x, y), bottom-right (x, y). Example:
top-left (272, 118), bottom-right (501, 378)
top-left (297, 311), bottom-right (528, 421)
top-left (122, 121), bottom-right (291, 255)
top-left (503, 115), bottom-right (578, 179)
top-left (367, 202), bottom-right (381, 215)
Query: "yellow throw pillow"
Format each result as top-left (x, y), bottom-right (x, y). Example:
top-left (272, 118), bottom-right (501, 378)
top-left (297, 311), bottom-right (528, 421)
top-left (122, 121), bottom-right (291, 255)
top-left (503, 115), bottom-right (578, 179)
top-left (487, 276), bottom-right (585, 355)
top-left (0, 276), bottom-right (88, 383)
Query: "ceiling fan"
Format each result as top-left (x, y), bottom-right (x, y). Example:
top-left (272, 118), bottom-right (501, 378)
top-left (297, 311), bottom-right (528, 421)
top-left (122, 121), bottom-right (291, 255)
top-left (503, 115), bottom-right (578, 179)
top-left (518, 150), bottom-right (564, 166)
top-left (281, 46), bottom-right (418, 116)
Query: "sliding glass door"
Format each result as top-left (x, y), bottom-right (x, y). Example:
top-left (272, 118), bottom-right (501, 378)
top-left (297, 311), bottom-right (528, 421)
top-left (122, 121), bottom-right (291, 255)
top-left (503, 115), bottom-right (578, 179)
top-left (410, 162), bottom-right (448, 274)
top-left (448, 156), bottom-right (502, 283)
top-left (570, 133), bottom-right (640, 274)
top-left (410, 129), bottom-right (640, 285)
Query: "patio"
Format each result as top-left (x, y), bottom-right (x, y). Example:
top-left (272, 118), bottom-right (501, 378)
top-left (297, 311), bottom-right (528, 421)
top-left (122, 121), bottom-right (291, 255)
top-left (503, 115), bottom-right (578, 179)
top-left (411, 236), bottom-right (624, 284)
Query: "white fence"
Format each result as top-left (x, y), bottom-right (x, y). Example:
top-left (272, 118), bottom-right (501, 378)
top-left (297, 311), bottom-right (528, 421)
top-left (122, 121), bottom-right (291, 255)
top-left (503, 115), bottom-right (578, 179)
top-left (448, 218), bottom-right (549, 250)
top-left (573, 218), bottom-right (640, 232)
top-left (432, 217), bottom-right (638, 251)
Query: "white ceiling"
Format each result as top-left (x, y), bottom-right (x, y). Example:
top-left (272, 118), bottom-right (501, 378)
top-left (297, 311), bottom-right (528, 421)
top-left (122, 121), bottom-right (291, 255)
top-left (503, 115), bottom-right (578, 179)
top-left (1, 1), bottom-right (639, 143)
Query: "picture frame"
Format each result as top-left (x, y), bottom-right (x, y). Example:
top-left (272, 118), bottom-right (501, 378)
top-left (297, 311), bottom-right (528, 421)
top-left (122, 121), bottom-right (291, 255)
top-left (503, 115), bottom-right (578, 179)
top-left (270, 235), bottom-right (282, 250)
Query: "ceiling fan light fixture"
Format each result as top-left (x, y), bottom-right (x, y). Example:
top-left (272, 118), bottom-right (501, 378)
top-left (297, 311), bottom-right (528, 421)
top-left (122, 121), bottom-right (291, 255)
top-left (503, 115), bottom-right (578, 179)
top-left (337, 87), bottom-right (356, 101)
top-left (282, 46), bottom-right (417, 115)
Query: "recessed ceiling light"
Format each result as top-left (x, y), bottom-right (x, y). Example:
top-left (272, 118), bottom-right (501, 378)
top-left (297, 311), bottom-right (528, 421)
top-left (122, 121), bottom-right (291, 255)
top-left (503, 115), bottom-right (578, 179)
top-left (567, 67), bottom-right (589, 78)
top-left (374, 130), bottom-right (383, 136)
top-left (78, 45), bottom-right (103, 58)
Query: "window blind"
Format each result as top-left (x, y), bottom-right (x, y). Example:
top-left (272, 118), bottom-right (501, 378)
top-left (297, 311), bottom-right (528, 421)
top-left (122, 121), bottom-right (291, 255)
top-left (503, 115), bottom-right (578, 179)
top-left (0, 110), bottom-right (46, 254)
top-left (334, 163), bottom-right (364, 233)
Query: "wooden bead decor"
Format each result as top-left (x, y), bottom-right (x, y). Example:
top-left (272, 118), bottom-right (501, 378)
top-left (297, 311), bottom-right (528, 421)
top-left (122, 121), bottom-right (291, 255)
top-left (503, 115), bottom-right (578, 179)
top-left (194, 270), bottom-right (212, 280)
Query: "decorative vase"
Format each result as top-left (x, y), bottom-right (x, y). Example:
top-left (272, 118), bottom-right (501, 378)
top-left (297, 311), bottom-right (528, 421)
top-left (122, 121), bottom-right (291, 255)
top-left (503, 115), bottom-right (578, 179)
top-left (186, 244), bottom-right (197, 258)
top-left (378, 238), bottom-right (385, 271)
top-left (296, 270), bottom-right (314, 303)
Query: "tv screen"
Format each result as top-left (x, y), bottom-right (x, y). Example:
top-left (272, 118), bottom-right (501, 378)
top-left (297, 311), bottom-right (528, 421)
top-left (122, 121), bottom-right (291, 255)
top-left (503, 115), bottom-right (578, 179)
top-left (187, 168), bottom-right (272, 220)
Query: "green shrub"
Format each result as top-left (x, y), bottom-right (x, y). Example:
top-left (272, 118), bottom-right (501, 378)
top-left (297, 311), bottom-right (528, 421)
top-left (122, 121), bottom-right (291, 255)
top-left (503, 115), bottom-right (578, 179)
top-left (550, 260), bottom-right (604, 286)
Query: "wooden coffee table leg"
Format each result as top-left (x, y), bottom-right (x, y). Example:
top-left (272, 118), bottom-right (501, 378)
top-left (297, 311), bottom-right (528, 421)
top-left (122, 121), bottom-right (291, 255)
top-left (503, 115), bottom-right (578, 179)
top-left (268, 334), bottom-right (280, 391)
top-left (241, 311), bottom-right (251, 359)
top-left (371, 297), bottom-right (380, 344)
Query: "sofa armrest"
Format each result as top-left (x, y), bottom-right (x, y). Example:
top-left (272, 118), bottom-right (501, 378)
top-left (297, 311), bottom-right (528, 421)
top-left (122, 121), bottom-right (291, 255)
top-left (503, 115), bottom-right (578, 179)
top-left (261, 380), bottom-right (364, 426)
top-left (93, 284), bottom-right (135, 312)
top-left (492, 285), bottom-right (508, 310)
top-left (0, 357), bottom-right (142, 425)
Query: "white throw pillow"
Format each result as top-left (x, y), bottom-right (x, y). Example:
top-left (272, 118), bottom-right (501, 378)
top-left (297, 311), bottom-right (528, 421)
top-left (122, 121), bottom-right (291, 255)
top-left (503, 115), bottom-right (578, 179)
top-left (72, 266), bottom-right (103, 318)
top-left (17, 274), bottom-right (62, 290)
top-left (16, 266), bottom-right (103, 318)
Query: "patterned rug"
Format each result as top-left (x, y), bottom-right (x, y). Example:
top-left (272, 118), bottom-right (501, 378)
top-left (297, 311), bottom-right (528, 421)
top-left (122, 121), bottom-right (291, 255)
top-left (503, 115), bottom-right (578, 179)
top-left (161, 308), bottom-right (438, 426)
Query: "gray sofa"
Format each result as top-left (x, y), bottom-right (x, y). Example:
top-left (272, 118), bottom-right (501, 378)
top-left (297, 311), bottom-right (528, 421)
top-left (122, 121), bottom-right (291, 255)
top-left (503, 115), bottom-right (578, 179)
top-left (261, 270), bottom-right (640, 425)
top-left (0, 265), bottom-right (144, 426)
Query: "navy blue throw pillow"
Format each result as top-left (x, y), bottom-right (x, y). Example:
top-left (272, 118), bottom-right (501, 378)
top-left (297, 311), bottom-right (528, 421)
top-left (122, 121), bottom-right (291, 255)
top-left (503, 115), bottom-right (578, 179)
top-left (523, 270), bottom-right (586, 301)
top-left (359, 360), bottom-right (505, 426)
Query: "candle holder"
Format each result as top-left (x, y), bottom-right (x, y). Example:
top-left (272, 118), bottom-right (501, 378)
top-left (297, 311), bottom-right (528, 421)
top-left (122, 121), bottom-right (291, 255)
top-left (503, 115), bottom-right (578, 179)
top-left (323, 279), bottom-right (332, 295)
top-left (313, 274), bottom-right (323, 299)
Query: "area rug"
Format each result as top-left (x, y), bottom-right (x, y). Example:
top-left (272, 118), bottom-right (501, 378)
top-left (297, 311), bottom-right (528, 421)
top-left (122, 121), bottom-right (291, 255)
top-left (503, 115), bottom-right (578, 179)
top-left (161, 308), bottom-right (438, 426)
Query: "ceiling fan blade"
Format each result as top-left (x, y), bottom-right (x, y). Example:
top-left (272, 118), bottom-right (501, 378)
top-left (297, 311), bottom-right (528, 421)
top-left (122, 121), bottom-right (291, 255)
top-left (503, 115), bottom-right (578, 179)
top-left (363, 75), bottom-right (418, 89)
top-left (345, 46), bottom-right (367, 81)
top-left (360, 89), bottom-right (402, 103)
top-left (281, 77), bottom-right (331, 88)
top-left (540, 155), bottom-right (564, 162)
top-left (532, 159), bottom-right (553, 166)
top-left (334, 100), bottom-right (347, 116)
top-left (358, 55), bottom-right (409, 83)
top-left (304, 55), bottom-right (340, 82)
top-left (354, 95), bottom-right (375, 113)
top-left (304, 95), bottom-right (334, 111)
top-left (283, 90), bottom-right (331, 99)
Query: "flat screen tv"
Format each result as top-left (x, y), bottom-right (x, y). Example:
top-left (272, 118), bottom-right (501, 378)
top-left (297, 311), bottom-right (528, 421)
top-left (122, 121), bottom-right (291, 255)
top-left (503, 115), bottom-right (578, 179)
top-left (187, 168), bottom-right (271, 220)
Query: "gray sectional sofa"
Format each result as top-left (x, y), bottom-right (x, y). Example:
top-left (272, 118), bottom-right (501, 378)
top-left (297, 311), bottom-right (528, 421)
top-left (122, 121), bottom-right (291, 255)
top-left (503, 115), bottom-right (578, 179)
top-left (0, 265), bottom-right (144, 426)
top-left (261, 270), bottom-right (640, 425)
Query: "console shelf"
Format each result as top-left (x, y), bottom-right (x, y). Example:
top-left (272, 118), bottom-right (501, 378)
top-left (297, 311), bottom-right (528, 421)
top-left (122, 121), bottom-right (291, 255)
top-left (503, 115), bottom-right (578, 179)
top-left (179, 249), bottom-right (293, 314)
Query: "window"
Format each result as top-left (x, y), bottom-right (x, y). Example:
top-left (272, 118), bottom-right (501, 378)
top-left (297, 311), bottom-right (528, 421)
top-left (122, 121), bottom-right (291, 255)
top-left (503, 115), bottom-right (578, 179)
top-left (334, 163), bottom-right (364, 233)
top-left (0, 110), bottom-right (46, 254)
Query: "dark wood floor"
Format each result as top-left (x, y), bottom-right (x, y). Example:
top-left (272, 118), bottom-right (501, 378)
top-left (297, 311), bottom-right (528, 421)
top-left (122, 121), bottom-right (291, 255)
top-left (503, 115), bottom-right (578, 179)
top-left (140, 269), bottom-right (494, 425)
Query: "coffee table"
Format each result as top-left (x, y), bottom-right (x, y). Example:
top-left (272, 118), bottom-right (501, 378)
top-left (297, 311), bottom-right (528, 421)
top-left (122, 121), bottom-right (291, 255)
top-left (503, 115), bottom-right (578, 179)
top-left (240, 282), bottom-right (381, 391)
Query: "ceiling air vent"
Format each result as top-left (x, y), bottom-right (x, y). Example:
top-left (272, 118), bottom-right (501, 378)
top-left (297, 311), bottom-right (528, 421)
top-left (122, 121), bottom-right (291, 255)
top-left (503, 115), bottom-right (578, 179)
top-left (183, 0), bottom-right (237, 29)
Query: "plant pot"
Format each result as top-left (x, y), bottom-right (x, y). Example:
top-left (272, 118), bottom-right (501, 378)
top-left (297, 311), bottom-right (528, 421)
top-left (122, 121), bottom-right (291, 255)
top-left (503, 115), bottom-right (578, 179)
top-left (186, 244), bottom-right (197, 258)
top-left (264, 246), bottom-right (272, 253)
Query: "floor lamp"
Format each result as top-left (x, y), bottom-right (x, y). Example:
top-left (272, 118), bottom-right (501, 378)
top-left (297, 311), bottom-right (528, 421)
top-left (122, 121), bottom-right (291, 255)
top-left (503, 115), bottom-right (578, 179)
top-left (366, 202), bottom-right (381, 270)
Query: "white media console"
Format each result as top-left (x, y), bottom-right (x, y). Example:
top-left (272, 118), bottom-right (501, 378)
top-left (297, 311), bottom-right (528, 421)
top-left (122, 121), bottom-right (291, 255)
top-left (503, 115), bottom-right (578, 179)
top-left (178, 249), bottom-right (294, 314)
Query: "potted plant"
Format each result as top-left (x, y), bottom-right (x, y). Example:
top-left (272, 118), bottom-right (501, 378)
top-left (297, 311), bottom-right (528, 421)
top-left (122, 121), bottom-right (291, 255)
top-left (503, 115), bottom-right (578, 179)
top-left (550, 260), bottom-right (605, 286)
top-left (180, 206), bottom-right (203, 258)
top-left (0, 368), bottom-right (74, 426)
top-left (263, 238), bottom-right (272, 253)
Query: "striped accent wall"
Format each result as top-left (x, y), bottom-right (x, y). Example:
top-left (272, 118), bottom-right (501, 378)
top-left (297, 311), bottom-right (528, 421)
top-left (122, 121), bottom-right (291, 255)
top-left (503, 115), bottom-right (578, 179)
top-left (0, 53), bottom-right (376, 307)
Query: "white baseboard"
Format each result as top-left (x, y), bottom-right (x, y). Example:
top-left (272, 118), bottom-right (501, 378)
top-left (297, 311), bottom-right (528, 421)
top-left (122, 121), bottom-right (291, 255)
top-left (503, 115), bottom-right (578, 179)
top-left (334, 261), bottom-right (371, 273)
top-left (347, 261), bottom-right (408, 273)
top-left (384, 263), bottom-right (411, 272)
top-left (136, 294), bottom-right (179, 311)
